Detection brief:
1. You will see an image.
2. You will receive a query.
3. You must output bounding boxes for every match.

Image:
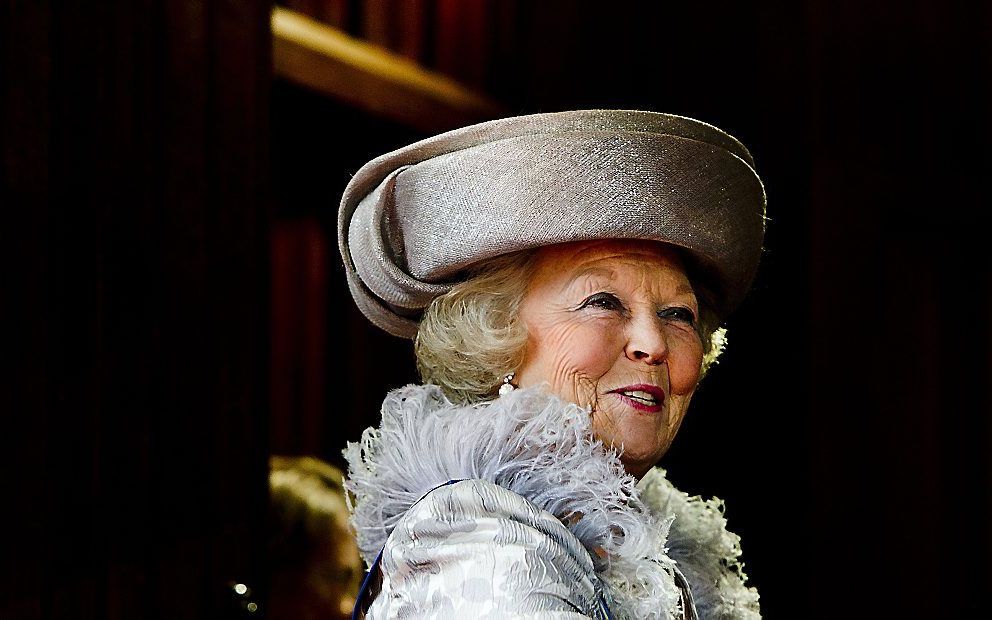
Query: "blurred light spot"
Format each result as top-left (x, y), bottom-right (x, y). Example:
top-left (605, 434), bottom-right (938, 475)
top-left (340, 596), bottom-right (355, 615)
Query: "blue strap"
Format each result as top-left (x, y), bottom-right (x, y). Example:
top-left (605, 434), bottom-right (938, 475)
top-left (351, 546), bottom-right (384, 620)
top-left (351, 480), bottom-right (462, 619)
top-left (600, 592), bottom-right (615, 620)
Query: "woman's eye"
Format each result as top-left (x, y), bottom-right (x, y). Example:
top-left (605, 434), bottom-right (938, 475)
top-left (658, 306), bottom-right (697, 325)
top-left (580, 292), bottom-right (624, 312)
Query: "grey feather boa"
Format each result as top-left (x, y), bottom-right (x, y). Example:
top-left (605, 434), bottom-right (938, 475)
top-left (344, 383), bottom-right (761, 619)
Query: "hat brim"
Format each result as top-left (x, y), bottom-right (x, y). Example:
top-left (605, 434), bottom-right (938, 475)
top-left (339, 110), bottom-right (766, 338)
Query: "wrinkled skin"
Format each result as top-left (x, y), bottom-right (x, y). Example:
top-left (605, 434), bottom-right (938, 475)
top-left (515, 239), bottom-right (704, 479)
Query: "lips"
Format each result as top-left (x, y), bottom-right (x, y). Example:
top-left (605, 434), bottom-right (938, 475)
top-left (608, 384), bottom-right (666, 413)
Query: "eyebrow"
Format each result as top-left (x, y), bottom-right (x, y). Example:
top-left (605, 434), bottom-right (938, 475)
top-left (559, 266), bottom-right (614, 294)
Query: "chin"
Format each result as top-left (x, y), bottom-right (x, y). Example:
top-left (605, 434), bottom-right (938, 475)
top-left (593, 411), bottom-right (668, 463)
top-left (619, 456), bottom-right (658, 480)
top-left (620, 444), bottom-right (666, 473)
top-left (608, 429), bottom-right (668, 475)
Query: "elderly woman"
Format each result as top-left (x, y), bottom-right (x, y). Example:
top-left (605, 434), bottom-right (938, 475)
top-left (338, 110), bottom-right (765, 619)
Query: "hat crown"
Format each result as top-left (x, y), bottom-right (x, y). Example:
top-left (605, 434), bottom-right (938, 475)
top-left (339, 110), bottom-right (766, 338)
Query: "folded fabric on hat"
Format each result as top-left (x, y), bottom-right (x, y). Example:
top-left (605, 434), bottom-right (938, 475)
top-left (338, 109), bottom-right (766, 339)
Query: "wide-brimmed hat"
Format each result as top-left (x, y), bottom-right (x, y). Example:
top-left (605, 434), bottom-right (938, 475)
top-left (338, 109), bottom-right (766, 338)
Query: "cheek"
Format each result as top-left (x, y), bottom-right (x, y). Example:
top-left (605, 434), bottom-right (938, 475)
top-left (668, 332), bottom-right (704, 395)
top-left (523, 318), bottom-right (620, 392)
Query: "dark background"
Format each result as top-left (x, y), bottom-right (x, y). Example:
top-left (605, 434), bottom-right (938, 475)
top-left (3, 1), bottom-right (990, 618)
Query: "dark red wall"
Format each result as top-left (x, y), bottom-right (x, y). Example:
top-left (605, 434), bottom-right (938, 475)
top-left (2, 1), bottom-right (272, 618)
top-left (272, 2), bottom-right (992, 618)
top-left (4, 1), bottom-right (990, 617)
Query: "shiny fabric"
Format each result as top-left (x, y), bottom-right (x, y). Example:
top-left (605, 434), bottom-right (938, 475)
top-left (338, 110), bottom-right (766, 338)
top-left (366, 479), bottom-right (614, 619)
top-left (345, 384), bottom-right (761, 619)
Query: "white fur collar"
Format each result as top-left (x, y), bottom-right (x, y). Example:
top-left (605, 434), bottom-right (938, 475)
top-left (344, 384), bottom-right (760, 619)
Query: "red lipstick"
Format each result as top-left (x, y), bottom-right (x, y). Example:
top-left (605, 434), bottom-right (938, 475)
top-left (608, 384), bottom-right (666, 413)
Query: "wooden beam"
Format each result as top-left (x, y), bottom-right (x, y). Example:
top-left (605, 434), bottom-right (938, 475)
top-left (271, 6), bottom-right (505, 132)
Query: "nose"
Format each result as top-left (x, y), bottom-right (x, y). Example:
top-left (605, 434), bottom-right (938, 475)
top-left (624, 313), bottom-right (668, 365)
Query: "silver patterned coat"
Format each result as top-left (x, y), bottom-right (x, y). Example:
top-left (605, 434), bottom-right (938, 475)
top-left (345, 384), bottom-right (761, 619)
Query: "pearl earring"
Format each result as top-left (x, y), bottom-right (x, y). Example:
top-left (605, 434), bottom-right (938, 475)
top-left (498, 373), bottom-right (516, 396)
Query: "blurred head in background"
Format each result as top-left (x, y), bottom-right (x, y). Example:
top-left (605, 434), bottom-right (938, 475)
top-left (268, 455), bottom-right (362, 620)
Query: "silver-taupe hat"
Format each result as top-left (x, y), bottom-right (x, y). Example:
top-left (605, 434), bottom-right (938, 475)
top-left (338, 109), bottom-right (766, 338)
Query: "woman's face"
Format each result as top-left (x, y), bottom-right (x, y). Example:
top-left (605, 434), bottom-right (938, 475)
top-left (515, 239), bottom-right (704, 479)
